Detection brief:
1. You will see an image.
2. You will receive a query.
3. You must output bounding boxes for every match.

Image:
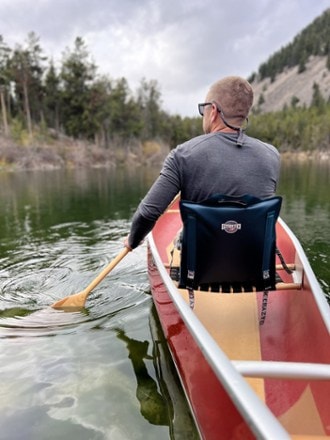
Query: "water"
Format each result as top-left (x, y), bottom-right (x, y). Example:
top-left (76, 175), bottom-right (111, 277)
top-left (0, 168), bottom-right (199, 440)
top-left (278, 159), bottom-right (330, 297)
top-left (0, 162), bottom-right (329, 439)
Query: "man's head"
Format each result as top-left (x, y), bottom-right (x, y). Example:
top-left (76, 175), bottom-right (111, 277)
top-left (202, 76), bottom-right (253, 133)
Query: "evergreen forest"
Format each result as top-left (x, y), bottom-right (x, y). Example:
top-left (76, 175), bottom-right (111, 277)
top-left (0, 8), bottom-right (329, 168)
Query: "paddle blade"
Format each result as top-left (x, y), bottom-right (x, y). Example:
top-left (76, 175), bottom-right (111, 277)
top-left (51, 247), bottom-right (130, 310)
top-left (51, 290), bottom-right (88, 310)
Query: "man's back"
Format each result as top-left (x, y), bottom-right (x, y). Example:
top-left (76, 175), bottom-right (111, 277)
top-left (163, 132), bottom-right (280, 202)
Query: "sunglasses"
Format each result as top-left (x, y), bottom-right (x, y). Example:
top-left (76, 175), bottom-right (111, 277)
top-left (198, 102), bottom-right (213, 116)
top-left (198, 101), bottom-right (248, 132)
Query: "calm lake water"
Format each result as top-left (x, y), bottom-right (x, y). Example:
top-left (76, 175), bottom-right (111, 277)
top-left (0, 161), bottom-right (329, 440)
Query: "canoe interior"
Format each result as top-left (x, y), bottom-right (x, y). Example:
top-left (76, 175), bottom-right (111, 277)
top-left (148, 198), bottom-right (330, 439)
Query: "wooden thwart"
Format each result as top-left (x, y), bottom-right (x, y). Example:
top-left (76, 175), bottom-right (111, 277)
top-left (276, 263), bottom-right (295, 271)
top-left (276, 282), bottom-right (301, 290)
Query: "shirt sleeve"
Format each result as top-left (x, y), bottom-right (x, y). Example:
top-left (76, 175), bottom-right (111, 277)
top-left (128, 149), bottom-right (181, 249)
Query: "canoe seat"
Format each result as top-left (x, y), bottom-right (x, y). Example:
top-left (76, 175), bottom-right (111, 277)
top-left (173, 194), bottom-right (289, 322)
top-left (178, 194), bottom-right (282, 290)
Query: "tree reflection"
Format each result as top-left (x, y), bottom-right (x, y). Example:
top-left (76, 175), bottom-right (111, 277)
top-left (116, 328), bottom-right (171, 426)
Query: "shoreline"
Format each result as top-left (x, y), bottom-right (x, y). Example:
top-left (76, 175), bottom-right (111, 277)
top-left (0, 137), bottom-right (329, 172)
top-left (280, 150), bottom-right (330, 162)
top-left (0, 137), bottom-right (170, 172)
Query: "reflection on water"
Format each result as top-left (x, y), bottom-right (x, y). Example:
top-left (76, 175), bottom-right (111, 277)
top-left (0, 162), bottom-right (329, 439)
top-left (278, 160), bottom-right (330, 298)
top-left (0, 167), bottom-right (199, 439)
top-left (117, 327), bottom-right (171, 426)
top-left (115, 313), bottom-right (199, 438)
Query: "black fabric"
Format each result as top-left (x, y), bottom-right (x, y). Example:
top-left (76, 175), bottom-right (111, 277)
top-left (179, 194), bottom-right (282, 291)
top-left (128, 213), bottom-right (155, 249)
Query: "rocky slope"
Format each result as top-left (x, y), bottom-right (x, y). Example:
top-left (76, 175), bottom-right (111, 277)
top-left (251, 56), bottom-right (330, 113)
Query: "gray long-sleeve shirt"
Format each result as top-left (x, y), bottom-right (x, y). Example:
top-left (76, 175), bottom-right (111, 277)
top-left (128, 131), bottom-right (280, 248)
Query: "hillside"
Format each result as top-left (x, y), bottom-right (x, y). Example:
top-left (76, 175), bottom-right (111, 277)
top-left (250, 8), bottom-right (330, 113)
top-left (251, 56), bottom-right (330, 113)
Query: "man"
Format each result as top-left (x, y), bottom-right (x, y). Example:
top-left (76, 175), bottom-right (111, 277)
top-left (126, 76), bottom-right (280, 250)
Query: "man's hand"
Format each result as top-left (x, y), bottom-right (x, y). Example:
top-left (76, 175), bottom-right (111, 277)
top-left (124, 236), bottom-right (133, 251)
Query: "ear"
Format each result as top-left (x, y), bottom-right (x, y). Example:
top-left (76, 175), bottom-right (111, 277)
top-left (210, 103), bottom-right (219, 123)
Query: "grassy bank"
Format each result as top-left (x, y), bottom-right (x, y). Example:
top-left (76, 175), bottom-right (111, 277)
top-left (0, 134), bottom-right (169, 171)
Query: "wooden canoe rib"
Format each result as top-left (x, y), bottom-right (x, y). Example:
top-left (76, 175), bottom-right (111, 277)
top-left (147, 198), bottom-right (330, 439)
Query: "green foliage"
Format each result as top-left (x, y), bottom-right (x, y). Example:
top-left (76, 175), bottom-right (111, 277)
top-left (0, 35), bottom-right (11, 87)
top-left (60, 37), bottom-right (97, 138)
top-left (247, 103), bottom-right (330, 152)
top-left (10, 32), bottom-right (46, 126)
top-left (44, 61), bottom-right (61, 130)
top-left (137, 78), bottom-right (162, 140)
top-left (311, 82), bottom-right (326, 110)
top-left (10, 117), bottom-right (30, 145)
top-left (0, 31), bottom-right (205, 150)
top-left (291, 96), bottom-right (300, 108)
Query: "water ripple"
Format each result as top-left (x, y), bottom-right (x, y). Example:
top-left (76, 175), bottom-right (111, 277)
top-left (0, 220), bottom-right (149, 338)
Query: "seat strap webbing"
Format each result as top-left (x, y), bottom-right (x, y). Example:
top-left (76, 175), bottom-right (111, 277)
top-left (186, 214), bottom-right (196, 286)
top-left (260, 210), bottom-right (277, 325)
top-left (186, 214), bottom-right (196, 308)
top-left (259, 291), bottom-right (269, 325)
top-left (276, 247), bottom-right (294, 274)
top-left (262, 210), bottom-right (276, 291)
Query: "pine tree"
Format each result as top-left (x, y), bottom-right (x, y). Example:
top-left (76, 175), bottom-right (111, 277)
top-left (0, 35), bottom-right (11, 135)
top-left (44, 61), bottom-right (61, 133)
top-left (9, 32), bottom-right (46, 136)
top-left (60, 37), bottom-right (96, 138)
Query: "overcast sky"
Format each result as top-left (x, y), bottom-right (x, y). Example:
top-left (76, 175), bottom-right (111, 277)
top-left (0, 0), bottom-right (329, 116)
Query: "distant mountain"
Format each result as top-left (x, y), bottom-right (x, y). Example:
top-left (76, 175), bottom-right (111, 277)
top-left (250, 9), bottom-right (330, 113)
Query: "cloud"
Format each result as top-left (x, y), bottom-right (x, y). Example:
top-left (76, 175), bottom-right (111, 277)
top-left (0, 0), bottom-right (328, 116)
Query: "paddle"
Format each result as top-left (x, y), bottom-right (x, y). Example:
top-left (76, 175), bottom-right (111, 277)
top-left (51, 247), bottom-right (130, 310)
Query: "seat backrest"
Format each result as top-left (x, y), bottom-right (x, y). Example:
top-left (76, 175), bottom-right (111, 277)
top-left (179, 194), bottom-right (282, 292)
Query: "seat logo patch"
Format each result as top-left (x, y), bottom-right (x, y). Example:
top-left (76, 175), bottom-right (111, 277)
top-left (221, 220), bottom-right (241, 234)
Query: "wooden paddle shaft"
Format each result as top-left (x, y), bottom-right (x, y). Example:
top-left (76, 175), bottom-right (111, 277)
top-left (83, 247), bottom-right (130, 295)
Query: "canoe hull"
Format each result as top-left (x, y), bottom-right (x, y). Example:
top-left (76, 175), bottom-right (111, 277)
top-left (147, 199), bottom-right (330, 439)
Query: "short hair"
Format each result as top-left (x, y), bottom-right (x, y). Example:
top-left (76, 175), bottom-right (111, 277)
top-left (206, 76), bottom-right (253, 124)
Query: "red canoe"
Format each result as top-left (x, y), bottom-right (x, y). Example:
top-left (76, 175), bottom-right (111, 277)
top-left (147, 198), bottom-right (330, 439)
